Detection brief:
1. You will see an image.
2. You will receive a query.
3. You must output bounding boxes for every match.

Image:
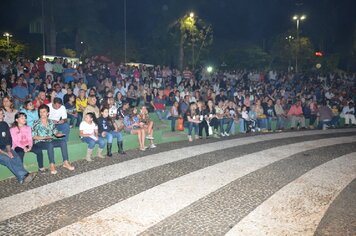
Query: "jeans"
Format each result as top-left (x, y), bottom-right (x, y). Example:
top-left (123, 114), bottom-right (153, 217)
top-left (219, 118), bottom-right (233, 133)
top-left (276, 116), bottom-right (287, 129)
top-left (0, 150), bottom-right (28, 182)
top-left (257, 118), bottom-right (268, 129)
top-left (67, 114), bottom-right (78, 127)
top-left (32, 139), bottom-right (69, 164)
top-left (239, 119), bottom-right (245, 133)
top-left (167, 116), bottom-right (178, 131)
top-left (104, 131), bottom-right (123, 143)
top-left (155, 109), bottom-right (166, 120)
top-left (81, 137), bottom-right (106, 149)
top-left (184, 121), bottom-right (199, 136)
top-left (14, 147), bottom-right (44, 169)
top-left (317, 117), bottom-right (339, 129)
top-left (55, 123), bottom-right (70, 142)
top-left (76, 112), bottom-right (83, 127)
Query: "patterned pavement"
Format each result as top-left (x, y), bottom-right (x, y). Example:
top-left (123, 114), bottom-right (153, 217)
top-left (0, 129), bottom-right (355, 236)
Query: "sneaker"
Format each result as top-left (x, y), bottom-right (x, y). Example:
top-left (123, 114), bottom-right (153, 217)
top-left (149, 144), bottom-right (157, 148)
top-left (195, 135), bottom-right (199, 140)
top-left (213, 133), bottom-right (220, 138)
top-left (146, 135), bottom-right (155, 140)
top-left (188, 135), bottom-right (193, 142)
top-left (23, 172), bottom-right (37, 184)
top-left (38, 167), bottom-right (46, 173)
top-left (224, 132), bottom-right (230, 136)
top-left (220, 132), bottom-right (226, 137)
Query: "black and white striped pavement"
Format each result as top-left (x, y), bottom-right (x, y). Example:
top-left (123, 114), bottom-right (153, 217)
top-left (0, 129), bottom-right (355, 236)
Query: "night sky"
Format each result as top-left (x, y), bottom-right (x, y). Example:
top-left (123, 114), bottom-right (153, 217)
top-left (0, 0), bottom-right (355, 55)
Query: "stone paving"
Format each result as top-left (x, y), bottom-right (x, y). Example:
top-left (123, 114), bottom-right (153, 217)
top-left (0, 129), bottom-right (355, 236)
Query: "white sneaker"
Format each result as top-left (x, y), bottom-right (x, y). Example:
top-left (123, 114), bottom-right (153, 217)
top-left (146, 135), bottom-right (154, 140)
top-left (149, 144), bottom-right (157, 148)
top-left (220, 132), bottom-right (226, 137)
top-left (224, 132), bottom-right (230, 136)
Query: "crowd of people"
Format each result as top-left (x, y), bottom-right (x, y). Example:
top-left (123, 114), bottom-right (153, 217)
top-left (0, 56), bottom-right (355, 183)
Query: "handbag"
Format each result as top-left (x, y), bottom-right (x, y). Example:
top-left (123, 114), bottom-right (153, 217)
top-left (177, 117), bottom-right (184, 131)
top-left (208, 123), bottom-right (213, 135)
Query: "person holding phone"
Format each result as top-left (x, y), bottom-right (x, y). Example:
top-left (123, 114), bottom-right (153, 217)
top-left (32, 104), bottom-right (74, 174)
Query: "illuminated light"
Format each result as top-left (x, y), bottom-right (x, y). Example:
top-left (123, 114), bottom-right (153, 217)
top-left (316, 63), bottom-right (322, 69)
top-left (293, 15), bottom-right (298, 20)
top-left (207, 66), bottom-right (213, 73)
top-left (315, 52), bottom-right (323, 57)
top-left (301, 15), bottom-right (306, 20)
top-left (189, 12), bottom-right (194, 18)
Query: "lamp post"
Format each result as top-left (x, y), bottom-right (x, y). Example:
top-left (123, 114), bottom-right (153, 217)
top-left (189, 12), bottom-right (195, 70)
top-left (293, 15), bottom-right (306, 73)
top-left (3, 32), bottom-right (13, 46)
top-left (286, 35), bottom-right (294, 72)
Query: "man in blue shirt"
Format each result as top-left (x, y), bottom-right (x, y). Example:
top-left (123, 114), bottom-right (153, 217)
top-left (12, 76), bottom-right (29, 109)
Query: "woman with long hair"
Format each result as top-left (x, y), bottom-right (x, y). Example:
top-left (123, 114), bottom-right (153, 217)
top-left (206, 99), bottom-right (220, 138)
top-left (139, 106), bottom-right (156, 149)
top-left (184, 102), bottom-right (200, 142)
top-left (1, 95), bottom-right (18, 127)
top-left (166, 101), bottom-right (179, 132)
top-left (124, 107), bottom-right (146, 151)
top-left (10, 112), bottom-right (44, 171)
top-left (97, 107), bottom-right (125, 157)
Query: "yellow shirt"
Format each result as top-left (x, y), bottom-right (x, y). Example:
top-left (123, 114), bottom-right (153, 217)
top-left (76, 97), bottom-right (88, 112)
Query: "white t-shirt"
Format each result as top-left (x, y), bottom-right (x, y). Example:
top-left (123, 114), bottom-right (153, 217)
top-left (79, 121), bottom-right (98, 140)
top-left (48, 103), bottom-right (68, 121)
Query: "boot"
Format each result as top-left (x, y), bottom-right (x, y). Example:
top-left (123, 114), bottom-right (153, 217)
top-left (97, 148), bottom-right (105, 158)
top-left (85, 149), bottom-right (93, 162)
top-left (118, 141), bottom-right (126, 154)
top-left (107, 143), bottom-right (113, 157)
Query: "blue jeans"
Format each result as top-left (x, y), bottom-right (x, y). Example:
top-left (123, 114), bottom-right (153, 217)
top-left (219, 118), bottom-right (233, 133)
top-left (0, 150), bottom-right (28, 182)
top-left (184, 121), bottom-right (199, 136)
top-left (167, 116), bottom-right (178, 131)
top-left (81, 137), bottom-right (106, 149)
top-left (14, 147), bottom-right (44, 169)
top-left (104, 131), bottom-right (123, 143)
top-left (257, 118), bottom-right (268, 129)
top-left (67, 114), bottom-right (78, 127)
top-left (32, 139), bottom-right (69, 164)
top-left (239, 119), bottom-right (245, 133)
top-left (276, 116), bottom-right (287, 129)
top-left (155, 109), bottom-right (165, 120)
top-left (55, 123), bottom-right (70, 142)
top-left (318, 117), bottom-right (339, 129)
top-left (267, 117), bottom-right (275, 130)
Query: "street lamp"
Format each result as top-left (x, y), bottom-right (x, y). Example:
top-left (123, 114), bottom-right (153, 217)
top-left (293, 14), bottom-right (306, 73)
top-left (286, 35), bottom-right (295, 72)
top-left (3, 32), bottom-right (13, 46)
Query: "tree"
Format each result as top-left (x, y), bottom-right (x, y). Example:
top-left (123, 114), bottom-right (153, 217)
top-left (270, 32), bottom-right (315, 71)
top-left (169, 13), bottom-right (213, 70)
top-left (0, 39), bottom-right (26, 59)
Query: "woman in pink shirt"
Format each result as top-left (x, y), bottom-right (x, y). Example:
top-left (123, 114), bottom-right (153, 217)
top-left (10, 112), bottom-right (44, 171)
